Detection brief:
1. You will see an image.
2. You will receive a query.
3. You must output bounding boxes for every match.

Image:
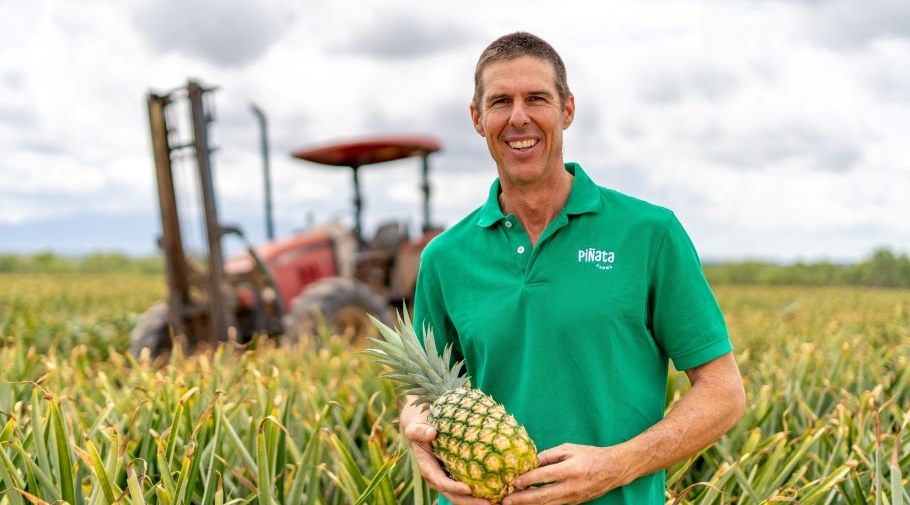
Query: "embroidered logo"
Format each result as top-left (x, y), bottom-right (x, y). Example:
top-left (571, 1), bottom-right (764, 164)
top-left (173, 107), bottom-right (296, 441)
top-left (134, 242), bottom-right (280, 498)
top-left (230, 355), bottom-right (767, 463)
top-left (578, 247), bottom-right (615, 271)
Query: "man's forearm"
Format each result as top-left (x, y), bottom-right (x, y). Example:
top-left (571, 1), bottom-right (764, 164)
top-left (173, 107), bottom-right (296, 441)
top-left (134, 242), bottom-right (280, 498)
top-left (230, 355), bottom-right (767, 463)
top-left (613, 353), bottom-right (745, 485)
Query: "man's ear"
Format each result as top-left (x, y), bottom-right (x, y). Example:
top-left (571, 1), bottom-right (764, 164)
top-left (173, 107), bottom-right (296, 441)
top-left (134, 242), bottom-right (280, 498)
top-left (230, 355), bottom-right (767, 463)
top-left (470, 102), bottom-right (485, 137)
top-left (562, 94), bottom-right (575, 129)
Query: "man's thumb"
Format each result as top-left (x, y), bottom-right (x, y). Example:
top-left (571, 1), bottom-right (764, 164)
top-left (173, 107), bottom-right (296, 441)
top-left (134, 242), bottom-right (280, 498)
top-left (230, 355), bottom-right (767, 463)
top-left (407, 423), bottom-right (437, 441)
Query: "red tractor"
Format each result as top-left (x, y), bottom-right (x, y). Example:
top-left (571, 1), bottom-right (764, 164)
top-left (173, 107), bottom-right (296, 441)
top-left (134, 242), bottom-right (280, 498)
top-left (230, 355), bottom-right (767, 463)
top-left (132, 80), bottom-right (442, 356)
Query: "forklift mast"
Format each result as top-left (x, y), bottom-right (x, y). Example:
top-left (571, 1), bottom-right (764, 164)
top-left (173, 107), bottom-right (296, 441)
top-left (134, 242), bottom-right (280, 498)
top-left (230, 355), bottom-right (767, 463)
top-left (146, 80), bottom-right (233, 347)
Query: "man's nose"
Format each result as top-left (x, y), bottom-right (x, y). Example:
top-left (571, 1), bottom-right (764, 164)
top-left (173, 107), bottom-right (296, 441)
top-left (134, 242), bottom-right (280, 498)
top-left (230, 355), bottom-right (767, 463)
top-left (509, 103), bottom-right (530, 127)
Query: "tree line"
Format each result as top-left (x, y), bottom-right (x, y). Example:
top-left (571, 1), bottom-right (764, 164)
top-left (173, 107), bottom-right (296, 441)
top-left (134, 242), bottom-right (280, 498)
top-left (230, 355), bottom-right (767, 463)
top-left (1, 248), bottom-right (908, 288)
top-left (702, 247), bottom-right (910, 288)
top-left (0, 252), bottom-right (163, 274)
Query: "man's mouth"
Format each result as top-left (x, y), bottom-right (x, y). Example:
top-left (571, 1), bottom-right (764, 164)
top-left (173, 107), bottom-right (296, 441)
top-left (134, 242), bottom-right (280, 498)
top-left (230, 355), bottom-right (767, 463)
top-left (507, 139), bottom-right (538, 150)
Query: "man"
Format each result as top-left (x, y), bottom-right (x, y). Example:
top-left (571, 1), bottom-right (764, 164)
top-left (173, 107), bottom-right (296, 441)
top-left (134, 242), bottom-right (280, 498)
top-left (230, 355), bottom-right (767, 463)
top-left (401, 32), bottom-right (745, 505)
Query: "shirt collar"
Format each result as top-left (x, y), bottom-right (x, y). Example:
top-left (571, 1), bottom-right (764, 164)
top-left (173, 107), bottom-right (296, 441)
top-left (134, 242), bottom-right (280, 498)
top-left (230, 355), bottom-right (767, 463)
top-left (476, 162), bottom-right (602, 228)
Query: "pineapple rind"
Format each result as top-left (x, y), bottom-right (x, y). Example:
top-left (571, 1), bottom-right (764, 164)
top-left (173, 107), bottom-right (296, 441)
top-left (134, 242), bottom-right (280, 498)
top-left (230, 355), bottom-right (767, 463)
top-left (429, 388), bottom-right (538, 504)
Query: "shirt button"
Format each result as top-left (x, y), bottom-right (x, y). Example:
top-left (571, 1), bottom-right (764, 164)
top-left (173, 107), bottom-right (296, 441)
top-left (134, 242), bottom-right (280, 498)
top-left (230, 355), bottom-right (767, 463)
top-left (517, 246), bottom-right (526, 254)
top-left (504, 221), bottom-right (512, 228)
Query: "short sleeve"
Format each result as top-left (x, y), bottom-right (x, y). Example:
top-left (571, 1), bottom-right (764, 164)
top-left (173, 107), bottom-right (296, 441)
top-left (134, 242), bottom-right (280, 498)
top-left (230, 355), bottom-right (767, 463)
top-left (412, 248), bottom-right (463, 363)
top-left (649, 214), bottom-right (732, 370)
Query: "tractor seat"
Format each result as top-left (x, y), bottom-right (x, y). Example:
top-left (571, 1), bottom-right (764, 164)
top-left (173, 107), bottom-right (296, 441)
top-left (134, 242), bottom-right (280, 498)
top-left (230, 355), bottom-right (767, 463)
top-left (369, 220), bottom-right (408, 253)
top-left (355, 221), bottom-right (409, 291)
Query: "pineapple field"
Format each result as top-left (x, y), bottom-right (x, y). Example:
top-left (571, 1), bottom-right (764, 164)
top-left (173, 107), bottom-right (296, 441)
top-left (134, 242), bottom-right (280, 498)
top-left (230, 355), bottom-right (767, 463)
top-left (1, 272), bottom-right (908, 504)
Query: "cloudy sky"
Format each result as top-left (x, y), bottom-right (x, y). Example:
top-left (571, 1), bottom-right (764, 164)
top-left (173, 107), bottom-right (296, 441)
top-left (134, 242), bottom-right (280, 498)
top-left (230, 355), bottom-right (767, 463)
top-left (2, 0), bottom-right (908, 263)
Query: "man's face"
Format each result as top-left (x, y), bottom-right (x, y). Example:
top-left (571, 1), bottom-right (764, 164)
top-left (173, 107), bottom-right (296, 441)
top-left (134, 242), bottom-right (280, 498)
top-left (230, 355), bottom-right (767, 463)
top-left (471, 55), bottom-right (575, 188)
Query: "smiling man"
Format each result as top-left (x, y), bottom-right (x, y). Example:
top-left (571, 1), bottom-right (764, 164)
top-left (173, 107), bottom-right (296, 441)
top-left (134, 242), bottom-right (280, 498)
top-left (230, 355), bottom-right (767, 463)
top-left (400, 32), bottom-right (746, 505)
top-left (470, 52), bottom-right (575, 242)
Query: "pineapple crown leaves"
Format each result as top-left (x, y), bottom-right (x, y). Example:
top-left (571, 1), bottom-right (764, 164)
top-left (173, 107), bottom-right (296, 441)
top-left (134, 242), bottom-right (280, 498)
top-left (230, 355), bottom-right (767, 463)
top-left (363, 310), bottom-right (470, 408)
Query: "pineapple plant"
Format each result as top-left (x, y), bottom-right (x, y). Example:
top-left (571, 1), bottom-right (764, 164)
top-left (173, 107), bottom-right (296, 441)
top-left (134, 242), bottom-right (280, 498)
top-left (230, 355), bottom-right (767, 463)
top-left (364, 312), bottom-right (539, 504)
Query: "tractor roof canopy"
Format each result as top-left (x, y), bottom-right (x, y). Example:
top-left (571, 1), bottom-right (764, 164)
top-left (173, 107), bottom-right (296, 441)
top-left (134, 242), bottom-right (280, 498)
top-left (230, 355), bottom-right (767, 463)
top-left (290, 135), bottom-right (442, 239)
top-left (291, 135), bottom-right (440, 168)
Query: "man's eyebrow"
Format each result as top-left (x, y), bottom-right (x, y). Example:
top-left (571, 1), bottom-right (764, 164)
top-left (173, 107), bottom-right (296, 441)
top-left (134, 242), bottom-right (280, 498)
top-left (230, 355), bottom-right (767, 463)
top-left (527, 90), bottom-right (557, 99)
top-left (484, 92), bottom-right (509, 103)
top-left (485, 90), bottom-right (555, 103)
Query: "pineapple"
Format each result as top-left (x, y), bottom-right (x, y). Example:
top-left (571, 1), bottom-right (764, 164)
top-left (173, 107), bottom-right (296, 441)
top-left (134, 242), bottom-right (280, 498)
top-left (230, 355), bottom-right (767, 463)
top-left (364, 312), bottom-right (538, 504)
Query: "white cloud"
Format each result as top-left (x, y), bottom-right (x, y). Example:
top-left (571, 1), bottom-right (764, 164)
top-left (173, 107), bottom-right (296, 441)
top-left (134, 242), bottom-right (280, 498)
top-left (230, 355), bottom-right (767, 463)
top-left (130, 0), bottom-right (299, 67)
top-left (804, 0), bottom-right (910, 49)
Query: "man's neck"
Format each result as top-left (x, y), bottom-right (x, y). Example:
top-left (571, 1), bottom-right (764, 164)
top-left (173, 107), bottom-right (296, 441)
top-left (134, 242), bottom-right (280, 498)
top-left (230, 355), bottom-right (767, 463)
top-left (498, 168), bottom-right (574, 246)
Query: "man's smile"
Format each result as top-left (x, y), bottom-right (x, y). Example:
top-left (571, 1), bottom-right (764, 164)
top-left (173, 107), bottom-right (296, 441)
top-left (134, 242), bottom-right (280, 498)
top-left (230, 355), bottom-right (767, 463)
top-left (507, 139), bottom-right (538, 150)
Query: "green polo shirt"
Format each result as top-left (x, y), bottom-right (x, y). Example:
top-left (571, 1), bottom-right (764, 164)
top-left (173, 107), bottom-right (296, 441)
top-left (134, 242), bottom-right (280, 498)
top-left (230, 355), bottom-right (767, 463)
top-left (413, 163), bottom-right (731, 505)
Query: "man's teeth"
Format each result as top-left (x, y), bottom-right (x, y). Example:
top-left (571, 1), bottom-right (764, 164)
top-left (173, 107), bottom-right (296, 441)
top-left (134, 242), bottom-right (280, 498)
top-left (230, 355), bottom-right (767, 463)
top-left (508, 139), bottom-right (537, 149)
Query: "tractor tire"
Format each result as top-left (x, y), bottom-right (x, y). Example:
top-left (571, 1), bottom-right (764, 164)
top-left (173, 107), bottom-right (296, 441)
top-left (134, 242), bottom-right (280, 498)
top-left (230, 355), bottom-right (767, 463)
top-left (130, 302), bottom-right (173, 358)
top-left (283, 277), bottom-right (390, 346)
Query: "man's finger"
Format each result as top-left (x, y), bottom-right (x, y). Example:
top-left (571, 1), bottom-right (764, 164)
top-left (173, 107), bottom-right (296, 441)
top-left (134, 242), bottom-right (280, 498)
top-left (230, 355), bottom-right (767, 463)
top-left (512, 461), bottom-right (562, 490)
top-left (441, 490), bottom-right (493, 505)
top-left (535, 443), bottom-right (573, 466)
top-left (415, 454), bottom-right (473, 495)
top-left (503, 481), bottom-right (565, 505)
top-left (434, 475), bottom-right (474, 496)
top-left (404, 422), bottom-right (437, 442)
top-left (406, 432), bottom-right (474, 497)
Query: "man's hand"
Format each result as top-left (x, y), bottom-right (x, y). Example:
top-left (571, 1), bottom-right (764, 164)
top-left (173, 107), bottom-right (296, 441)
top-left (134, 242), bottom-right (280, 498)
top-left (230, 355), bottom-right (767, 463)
top-left (400, 400), bottom-right (492, 505)
top-left (502, 443), bottom-right (628, 505)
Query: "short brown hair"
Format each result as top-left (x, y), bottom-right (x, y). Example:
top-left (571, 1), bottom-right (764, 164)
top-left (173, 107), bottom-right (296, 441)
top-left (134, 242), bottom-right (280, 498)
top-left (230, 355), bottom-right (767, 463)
top-left (473, 32), bottom-right (571, 109)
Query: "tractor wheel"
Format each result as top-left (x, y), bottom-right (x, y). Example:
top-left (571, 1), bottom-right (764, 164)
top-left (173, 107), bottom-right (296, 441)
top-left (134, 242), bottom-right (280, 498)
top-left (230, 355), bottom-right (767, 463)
top-left (283, 277), bottom-right (390, 346)
top-left (130, 302), bottom-right (173, 358)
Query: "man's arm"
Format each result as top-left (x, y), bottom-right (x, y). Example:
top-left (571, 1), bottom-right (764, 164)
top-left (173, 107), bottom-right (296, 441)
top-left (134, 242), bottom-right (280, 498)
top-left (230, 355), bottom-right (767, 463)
top-left (503, 352), bottom-right (745, 505)
top-left (399, 397), bottom-right (493, 505)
